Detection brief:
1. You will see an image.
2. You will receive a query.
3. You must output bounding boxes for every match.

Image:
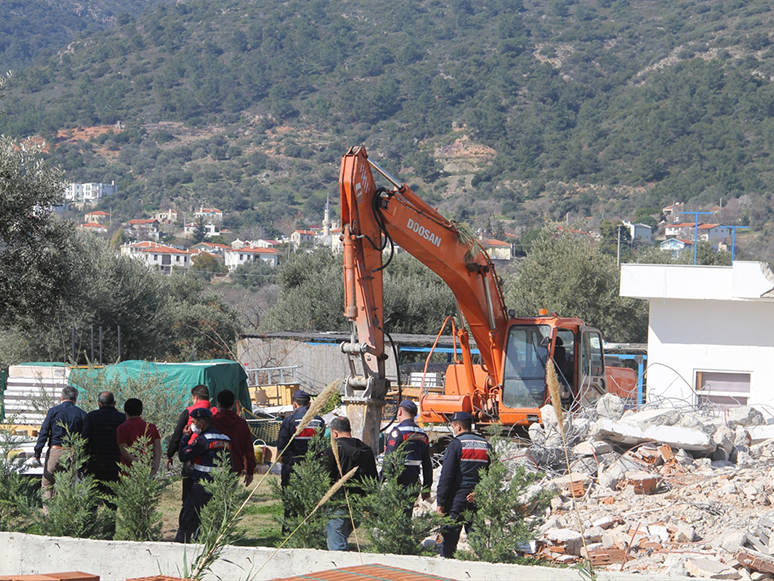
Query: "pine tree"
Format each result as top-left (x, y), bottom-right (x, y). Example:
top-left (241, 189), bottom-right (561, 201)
top-left (42, 429), bottom-right (112, 539)
top-left (107, 435), bottom-right (170, 541)
top-left (271, 434), bottom-right (330, 549)
top-left (458, 433), bottom-right (551, 562)
top-left (357, 443), bottom-right (447, 555)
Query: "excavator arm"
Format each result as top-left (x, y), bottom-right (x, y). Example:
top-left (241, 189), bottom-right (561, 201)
top-left (340, 147), bottom-right (508, 446)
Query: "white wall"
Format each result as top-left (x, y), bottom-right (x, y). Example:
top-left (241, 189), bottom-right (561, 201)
top-left (620, 262), bottom-right (774, 407)
top-left (645, 298), bottom-right (774, 405)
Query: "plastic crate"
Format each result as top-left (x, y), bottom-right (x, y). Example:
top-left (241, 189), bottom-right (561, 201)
top-left (246, 419), bottom-right (282, 446)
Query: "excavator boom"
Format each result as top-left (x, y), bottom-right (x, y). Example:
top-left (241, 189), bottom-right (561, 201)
top-left (340, 147), bottom-right (508, 443)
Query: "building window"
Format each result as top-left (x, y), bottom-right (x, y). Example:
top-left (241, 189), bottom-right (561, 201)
top-left (154, 254), bottom-right (158, 260)
top-left (695, 371), bottom-right (751, 408)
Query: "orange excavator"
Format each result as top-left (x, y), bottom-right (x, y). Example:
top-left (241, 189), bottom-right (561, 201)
top-left (339, 147), bottom-right (635, 450)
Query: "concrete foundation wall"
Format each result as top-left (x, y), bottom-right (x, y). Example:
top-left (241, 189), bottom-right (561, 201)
top-left (0, 532), bottom-right (695, 581)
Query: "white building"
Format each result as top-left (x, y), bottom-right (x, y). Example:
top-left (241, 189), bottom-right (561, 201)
top-left (664, 223), bottom-right (731, 245)
top-left (64, 182), bottom-right (117, 205)
top-left (194, 207), bottom-right (224, 222)
top-left (225, 247), bottom-right (279, 270)
top-left (290, 229), bottom-right (316, 249)
top-left (184, 222), bottom-right (223, 238)
top-left (480, 238), bottom-right (512, 261)
top-left (622, 221), bottom-right (652, 244)
top-left (620, 262), bottom-right (774, 408)
top-left (120, 241), bottom-right (193, 275)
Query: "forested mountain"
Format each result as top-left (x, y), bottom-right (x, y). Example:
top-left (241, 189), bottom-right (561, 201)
top-left (0, 0), bottom-right (169, 71)
top-left (3, 0), bottom-right (774, 256)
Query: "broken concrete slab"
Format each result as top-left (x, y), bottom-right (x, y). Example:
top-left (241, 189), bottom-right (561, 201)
top-left (595, 417), bottom-right (715, 452)
top-left (573, 440), bottom-right (613, 456)
top-left (624, 408), bottom-right (683, 427)
top-left (727, 407), bottom-right (766, 429)
top-left (685, 558), bottom-right (741, 579)
top-left (748, 425), bottom-right (774, 444)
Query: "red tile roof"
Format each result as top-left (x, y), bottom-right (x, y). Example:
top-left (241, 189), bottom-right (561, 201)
top-left (230, 247), bottom-right (279, 254)
top-left (87, 210), bottom-right (110, 216)
top-left (481, 238), bottom-right (510, 247)
top-left (78, 222), bottom-right (106, 228)
top-left (138, 246), bottom-right (192, 255)
top-left (274, 564), bottom-right (453, 581)
top-left (129, 219), bottom-right (159, 225)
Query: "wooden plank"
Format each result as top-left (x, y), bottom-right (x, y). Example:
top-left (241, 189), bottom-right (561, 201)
top-left (736, 548), bottom-right (774, 574)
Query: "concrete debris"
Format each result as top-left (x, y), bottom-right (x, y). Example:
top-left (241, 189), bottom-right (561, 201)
top-left (514, 395), bottom-right (774, 577)
top-left (596, 393), bottom-right (625, 420)
top-left (685, 558), bottom-right (741, 579)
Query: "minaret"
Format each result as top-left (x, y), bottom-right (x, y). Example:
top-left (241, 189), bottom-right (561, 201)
top-left (323, 194), bottom-right (331, 237)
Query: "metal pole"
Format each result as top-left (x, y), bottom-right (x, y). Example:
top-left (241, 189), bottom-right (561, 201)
top-left (117, 326), bottom-right (121, 362)
top-left (616, 225), bottom-right (621, 268)
top-left (682, 211), bottom-right (713, 265)
top-left (71, 327), bottom-right (75, 364)
top-left (99, 326), bottom-right (103, 365)
top-left (90, 326), bottom-right (94, 363)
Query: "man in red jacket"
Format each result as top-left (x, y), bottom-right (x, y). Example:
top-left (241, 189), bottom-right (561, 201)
top-left (211, 389), bottom-right (256, 486)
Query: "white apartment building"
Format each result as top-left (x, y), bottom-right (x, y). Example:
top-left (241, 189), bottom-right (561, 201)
top-left (224, 247), bottom-right (279, 270)
top-left (64, 182), bottom-right (117, 205)
top-left (120, 241), bottom-right (193, 275)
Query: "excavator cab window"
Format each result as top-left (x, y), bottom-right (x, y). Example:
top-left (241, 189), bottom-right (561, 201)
top-left (502, 325), bottom-right (550, 409)
top-left (553, 329), bottom-right (575, 395)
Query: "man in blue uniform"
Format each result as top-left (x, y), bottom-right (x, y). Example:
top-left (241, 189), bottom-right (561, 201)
top-left (435, 411), bottom-right (491, 559)
top-left (276, 389), bottom-right (325, 488)
top-left (382, 400), bottom-right (432, 501)
top-left (34, 386), bottom-right (87, 500)
top-left (174, 407), bottom-right (232, 543)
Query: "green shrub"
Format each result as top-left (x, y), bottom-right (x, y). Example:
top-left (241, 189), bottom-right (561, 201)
top-left (357, 443), bottom-right (447, 555)
top-left (271, 434), bottom-right (330, 549)
top-left (458, 434), bottom-right (551, 562)
top-left (42, 429), bottom-right (112, 539)
top-left (107, 435), bottom-right (171, 541)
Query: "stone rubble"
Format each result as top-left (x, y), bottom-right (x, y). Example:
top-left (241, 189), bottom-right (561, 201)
top-left (511, 396), bottom-right (774, 578)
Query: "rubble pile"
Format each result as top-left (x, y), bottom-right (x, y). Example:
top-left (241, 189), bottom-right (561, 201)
top-left (517, 395), bottom-right (774, 579)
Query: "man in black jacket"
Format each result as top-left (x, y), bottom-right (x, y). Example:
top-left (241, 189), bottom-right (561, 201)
top-left (82, 391), bottom-right (126, 509)
top-left (34, 386), bottom-right (87, 500)
top-left (436, 411), bottom-right (491, 558)
top-left (277, 389), bottom-right (325, 488)
top-left (322, 416), bottom-right (377, 551)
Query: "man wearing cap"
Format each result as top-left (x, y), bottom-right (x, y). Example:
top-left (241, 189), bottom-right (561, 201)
top-left (166, 384), bottom-right (212, 502)
top-left (436, 411), bottom-right (491, 559)
top-left (174, 407), bottom-right (232, 543)
top-left (382, 400), bottom-right (432, 502)
top-left (276, 389), bottom-right (325, 488)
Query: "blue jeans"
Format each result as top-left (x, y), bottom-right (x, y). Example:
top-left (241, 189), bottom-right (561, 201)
top-left (326, 510), bottom-right (352, 551)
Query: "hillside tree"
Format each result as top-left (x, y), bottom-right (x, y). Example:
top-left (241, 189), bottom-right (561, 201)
top-left (504, 224), bottom-right (649, 343)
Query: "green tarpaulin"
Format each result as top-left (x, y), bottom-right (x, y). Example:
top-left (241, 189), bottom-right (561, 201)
top-left (69, 359), bottom-right (251, 411)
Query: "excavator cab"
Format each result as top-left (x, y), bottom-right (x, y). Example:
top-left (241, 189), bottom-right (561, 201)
top-left (502, 324), bottom-right (551, 410)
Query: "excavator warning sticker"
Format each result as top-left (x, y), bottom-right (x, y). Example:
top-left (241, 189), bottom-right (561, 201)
top-left (407, 218), bottom-right (442, 248)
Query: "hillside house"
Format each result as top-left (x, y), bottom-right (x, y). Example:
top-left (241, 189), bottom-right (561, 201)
top-left (662, 202), bottom-right (684, 224)
top-left (191, 242), bottom-right (231, 257)
top-left (290, 230), bottom-right (316, 249)
top-left (623, 221), bottom-right (653, 244)
top-left (659, 238), bottom-right (692, 258)
top-left (480, 238), bottom-right (512, 261)
top-left (620, 262), bottom-right (774, 409)
top-left (664, 223), bottom-right (731, 248)
top-left (121, 241), bottom-right (192, 275)
top-left (194, 207), bottom-right (224, 222)
top-left (155, 209), bottom-right (179, 223)
top-left (64, 182), bottom-right (117, 205)
top-left (184, 222), bottom-right (222, 238)
top-left (224, 247), bottom-right (279, 270)
top-left (85, 210), bottom-right (110, 224)
top-left (77, 222), bottom-right (108, 234)
top-left (128, 218), bottom-right (160, 241)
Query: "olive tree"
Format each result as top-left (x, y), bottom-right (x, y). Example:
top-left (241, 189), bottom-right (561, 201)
top-left (504, 224), bottom-right (648, 343)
